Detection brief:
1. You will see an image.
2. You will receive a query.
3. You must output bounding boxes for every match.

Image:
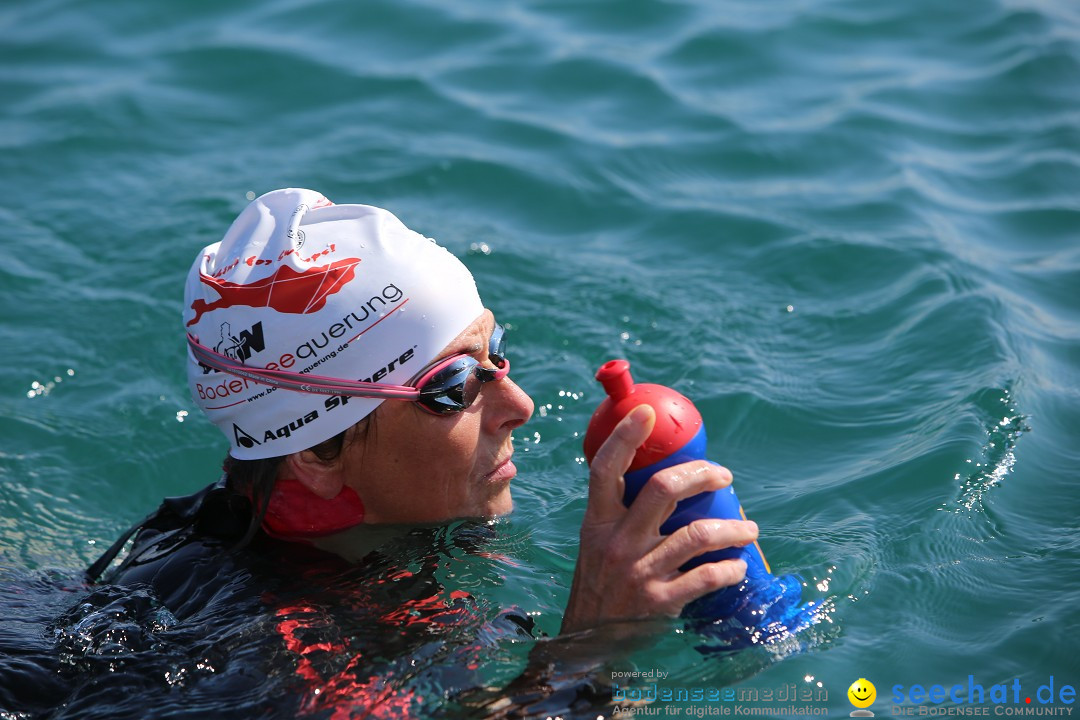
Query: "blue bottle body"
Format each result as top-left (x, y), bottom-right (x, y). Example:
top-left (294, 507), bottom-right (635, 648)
top-left (624, 425), bottom-right (819, 640)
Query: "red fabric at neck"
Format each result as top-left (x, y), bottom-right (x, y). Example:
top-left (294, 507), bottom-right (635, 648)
top-left (261, 476), bottom-right (365, 539)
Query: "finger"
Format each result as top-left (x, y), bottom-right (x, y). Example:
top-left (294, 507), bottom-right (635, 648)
top-left (586, 404), bottom-right (656, 522)
top-left (621, 461), bottom-right (734, 538)
top-left (664, 558), bottom-right (748, 608)
top-left (645, 519), bottom-right (758, 576)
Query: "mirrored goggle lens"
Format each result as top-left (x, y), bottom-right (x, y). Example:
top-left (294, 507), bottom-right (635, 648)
top-left (489, 325), bottom-right (506, 367)
top-left (417, 357), bottom-right (483, 415)
top-left (412, 325), bottom-right (509, 415)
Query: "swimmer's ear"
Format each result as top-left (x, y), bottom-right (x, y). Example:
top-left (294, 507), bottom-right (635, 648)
top-left (283, 450), bottom-right (346, 500)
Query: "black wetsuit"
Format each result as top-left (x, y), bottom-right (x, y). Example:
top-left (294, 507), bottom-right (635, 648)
top-left (58, 479), bottom-right (611, 720)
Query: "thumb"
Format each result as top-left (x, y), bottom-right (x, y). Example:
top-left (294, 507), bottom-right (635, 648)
top-left (585, 404), bottom-right (656, 523)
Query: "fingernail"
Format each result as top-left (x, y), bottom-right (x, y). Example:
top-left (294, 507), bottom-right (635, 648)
top-left (738, 521), bottom-right (758, 545)
top-left (629, 405), bottom-right (652, 425)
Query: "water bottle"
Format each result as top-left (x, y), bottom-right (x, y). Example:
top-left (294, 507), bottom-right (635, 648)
top-left (582, 359), bottom-right (818, 643)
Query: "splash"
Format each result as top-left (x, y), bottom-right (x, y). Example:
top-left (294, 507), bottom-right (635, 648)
top-left (947, 386), bottom-right (1029, 513)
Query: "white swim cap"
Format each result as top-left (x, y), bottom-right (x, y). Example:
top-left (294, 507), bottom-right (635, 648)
top-left (184, 189), bottom-right (483, 459)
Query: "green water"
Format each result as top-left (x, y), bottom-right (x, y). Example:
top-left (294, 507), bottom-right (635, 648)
top-left (2, 0), bottom-right (1078, 716)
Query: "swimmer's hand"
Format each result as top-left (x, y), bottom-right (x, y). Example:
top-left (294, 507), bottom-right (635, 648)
top-left (560, 404), bottom-right (757, 635)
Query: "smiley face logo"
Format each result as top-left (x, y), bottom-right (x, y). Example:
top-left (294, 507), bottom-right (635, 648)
top-left (848, 678), bottom-right (876, 709)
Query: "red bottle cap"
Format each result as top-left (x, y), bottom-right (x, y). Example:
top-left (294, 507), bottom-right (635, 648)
top-left (583, 359), bottom-right (703, 471)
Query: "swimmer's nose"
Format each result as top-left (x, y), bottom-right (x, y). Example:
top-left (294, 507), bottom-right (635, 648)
top-left (484, 376), bottom-right (533, 433)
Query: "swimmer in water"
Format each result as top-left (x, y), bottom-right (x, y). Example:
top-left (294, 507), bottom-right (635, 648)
top-left (86, 189), bottom-right (758, 714)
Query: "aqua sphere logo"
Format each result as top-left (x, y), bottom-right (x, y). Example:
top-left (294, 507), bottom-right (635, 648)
top-left (890, 676), bottom-right (1075, 716)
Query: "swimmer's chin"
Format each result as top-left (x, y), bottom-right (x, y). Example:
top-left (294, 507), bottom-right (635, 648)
top-left (477, 489), bottom-right (514, 520)
top-left (310, 495), bottom-right (513, 562)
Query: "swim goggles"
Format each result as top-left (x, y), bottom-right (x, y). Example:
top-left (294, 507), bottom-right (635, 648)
top-left (186, 325), bottom-right (510, 416)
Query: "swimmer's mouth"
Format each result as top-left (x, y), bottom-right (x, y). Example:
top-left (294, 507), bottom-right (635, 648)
top-left (484, 456), bottom-right (516, 481)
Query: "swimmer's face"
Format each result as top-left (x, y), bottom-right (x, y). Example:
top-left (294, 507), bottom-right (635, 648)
top-left (847, 679), bottom-right (876, 709)
top-left (342, 310), bottom-right (534, 523)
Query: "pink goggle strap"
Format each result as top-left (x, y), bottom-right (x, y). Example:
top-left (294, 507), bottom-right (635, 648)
top-left (186, 333), bottom-right (420, 400)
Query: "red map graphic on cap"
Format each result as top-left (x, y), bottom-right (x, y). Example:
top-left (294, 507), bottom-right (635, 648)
top-left (187, 258), bottom-right (361, 327)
